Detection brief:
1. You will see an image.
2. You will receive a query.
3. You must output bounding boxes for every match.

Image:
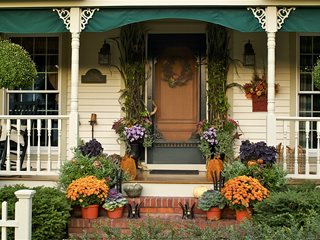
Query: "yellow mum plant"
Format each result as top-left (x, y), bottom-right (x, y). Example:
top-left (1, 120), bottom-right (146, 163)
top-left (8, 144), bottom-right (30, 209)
top-left (221, 175), bottom-right (269, 210)
top-left (66, 176), bottom-right (109, 207)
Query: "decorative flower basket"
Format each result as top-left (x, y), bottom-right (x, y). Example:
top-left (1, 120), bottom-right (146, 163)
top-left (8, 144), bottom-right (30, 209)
top-left (252, 94), bottom-right (267, 112)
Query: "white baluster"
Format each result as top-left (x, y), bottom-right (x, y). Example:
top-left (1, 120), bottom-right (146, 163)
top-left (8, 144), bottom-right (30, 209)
top-left (37, 119), bottom-right (41, 172)
top-left (58, 119), bottom-right (62, 168)
top-left (16, 119), bottom-right (21, 171)
top-left (283, 121), bottom-right (288, 170)
top-left (2, 201), bottom-right (7, 240)
top-left (317, 122), bottom-right (320, 176)
top-left (5, 119), bottom-right (11, 172)
top-left (294, 121), bottom-right (299, 175)
top-left (26, 119), bottom-right (31, 172)
top-left (47, 119), bottom-right (52, 171)
top-left (305, 121), bottom-right (310, 175)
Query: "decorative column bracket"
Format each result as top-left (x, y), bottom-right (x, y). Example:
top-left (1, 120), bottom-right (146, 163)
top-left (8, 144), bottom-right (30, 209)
top-left (81, 8), bottom-right (99, 31)
top-left (53, 8), bottom-right (99, 32)
top-left (248, 7), bottom-right (266, 30)
top-left (277, 7), bottom-right (295, 30)
top-left (53, 8), bottom-right (71, 30)
top-left (248, 7), bottom-right (295, 31)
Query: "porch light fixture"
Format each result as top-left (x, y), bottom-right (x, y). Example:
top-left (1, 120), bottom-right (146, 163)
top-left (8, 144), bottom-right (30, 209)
top-left (98, 40), bottom-right (111, 66)
top-left (243, 40), bottom-right (255, 67)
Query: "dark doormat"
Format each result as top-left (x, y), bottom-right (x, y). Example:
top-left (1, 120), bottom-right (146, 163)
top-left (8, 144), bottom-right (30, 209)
top-left (149, 170), bottom-right (199, 175)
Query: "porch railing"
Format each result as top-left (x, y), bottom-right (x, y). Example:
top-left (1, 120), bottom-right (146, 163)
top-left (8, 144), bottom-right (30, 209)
top-left (276, 116), bottom-right (320, 179)
top-left (0, 115), bottom-right (68, 176)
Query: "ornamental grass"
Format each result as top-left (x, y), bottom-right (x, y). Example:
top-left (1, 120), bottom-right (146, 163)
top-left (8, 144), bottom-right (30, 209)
top-left (221, 175), bottom-right (269, 210)
top-left (66, 176), bottom-right (109, 207)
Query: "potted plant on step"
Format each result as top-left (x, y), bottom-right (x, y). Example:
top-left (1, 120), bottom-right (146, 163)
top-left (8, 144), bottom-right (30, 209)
top-left (221, 175), bottom-right (269, 222)
top-left (66, 176), bottom-right (109, 219)
top-left (103, 188), bottom-right (128, 219)
top-left (197, 189), bottom-right (226, 220)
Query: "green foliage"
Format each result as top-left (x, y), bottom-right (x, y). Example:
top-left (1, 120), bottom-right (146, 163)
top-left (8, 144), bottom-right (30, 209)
top-left (197, 190), bottom-right (226, 211)
top-left (222, 160), bottom-right (248, 180)
top-left (115, 23), bottom-right (147, 122)
top-left (72, 214), bottom-right (320, 240)
top-left (216, 128), bottom-right (235, 161)
top-left (0, 185), bottom-right (70, 240)
top-left (0, 40), bottom-right (37, 89)
top-left (58, 150), bottom-right (122, 190)
top-left (313, 59), bottom-right (320, 90)
top-left (253, 188), bottom-right (320, 228)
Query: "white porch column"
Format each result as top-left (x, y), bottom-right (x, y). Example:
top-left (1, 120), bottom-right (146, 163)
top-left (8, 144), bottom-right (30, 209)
top-left (266, 6), bottom-right (278, 146)
top-left (68, 8), bottom-right (81, 159)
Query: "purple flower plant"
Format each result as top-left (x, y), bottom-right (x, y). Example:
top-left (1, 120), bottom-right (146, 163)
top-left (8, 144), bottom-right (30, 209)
top-left (107, 188), bottom-right (123, 200)
top-left (202, 127), bottom-right (217, 146)
top-left (123, 124), bottom-right (146, 142)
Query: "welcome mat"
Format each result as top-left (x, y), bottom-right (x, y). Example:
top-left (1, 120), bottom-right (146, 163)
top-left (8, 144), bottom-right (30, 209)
top-left (149, 170), bottom-right (199, 175)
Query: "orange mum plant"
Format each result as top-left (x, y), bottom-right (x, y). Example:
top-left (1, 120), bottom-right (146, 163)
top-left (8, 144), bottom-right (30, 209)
top-left (221, 175), bottom-right (269, 210)
top-left (66, 176), bottom-right (109, 207)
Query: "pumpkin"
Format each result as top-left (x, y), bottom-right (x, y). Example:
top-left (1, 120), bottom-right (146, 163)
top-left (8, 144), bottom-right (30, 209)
top-left (120, 154), bottom-right (137, 180)
top-left (193, 186), bottom-right (209, 198)
top-left (206, 154), bottom-right (224, 182)
top-left (257, 159), bottom-right (264, 165)
top-left (123, 183), bottom-right (143, 198)
top-left (247, 160), bottom-right (257, 167)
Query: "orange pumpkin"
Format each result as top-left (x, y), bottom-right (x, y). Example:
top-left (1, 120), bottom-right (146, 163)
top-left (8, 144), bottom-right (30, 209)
top-left (247, 160), bottom-right (257, 167)
top-left (257, 159), bottom-right (264, 165)
top-left (206, 154), bottom-right (224, 182)
top-left (120, 154), bottom-right (136, 180)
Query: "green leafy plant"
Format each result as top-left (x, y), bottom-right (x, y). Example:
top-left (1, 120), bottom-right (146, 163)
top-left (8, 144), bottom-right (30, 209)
top-left (222, 160), bottom-right (249, 180)
top-left (58, 148), bottom-right (123, 190)
top-left (0, 185), bottom-right (70, 240)
top-left (253, 187), bottom-right (320, 228)
top-left (0, 40), bottom-right (37, 89)
top-left (197, 189), bottom-right (226, 211)
top-left (313, 59), bottom-right (320, 90)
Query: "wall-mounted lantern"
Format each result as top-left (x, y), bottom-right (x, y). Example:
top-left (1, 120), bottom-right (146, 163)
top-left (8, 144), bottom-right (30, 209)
top-left (243, 40), bottom-right (255, 67)
top-left (98, 41), bottom-right (111, 66)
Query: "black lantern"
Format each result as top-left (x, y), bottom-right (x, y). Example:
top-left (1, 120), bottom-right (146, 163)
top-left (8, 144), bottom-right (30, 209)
top-left (98, 41), bottom-right (111, 65)
top-left (243, 40), bottom-right (255, 67)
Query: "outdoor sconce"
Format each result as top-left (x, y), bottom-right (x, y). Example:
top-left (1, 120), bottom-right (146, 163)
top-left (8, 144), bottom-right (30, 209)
top-left (98, 40), bottom-right (111, 66)
top-left (89, 113), bottom-right (97, 139)
top-left (243, 40), bottom-right (255, 67)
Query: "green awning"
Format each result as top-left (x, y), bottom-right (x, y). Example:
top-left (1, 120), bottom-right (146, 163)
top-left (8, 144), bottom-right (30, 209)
top-left (281, 8), bottom-right (320, 32)
top-left (0, 9), bottom-right (67, 33)
top-left (85, 8), bottom-right (263, 32)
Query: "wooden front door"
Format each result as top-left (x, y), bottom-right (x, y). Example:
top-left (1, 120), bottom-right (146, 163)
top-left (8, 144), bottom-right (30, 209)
top-left (147, 34), bottom-right (206, 165)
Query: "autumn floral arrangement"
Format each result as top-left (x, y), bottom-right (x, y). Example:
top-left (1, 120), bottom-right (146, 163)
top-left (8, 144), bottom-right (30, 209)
top-left (66, 176), bottom-right (109, 207)
top-left (243, 74), bottom-right (279, 99)
top-left (221, 175), bottom-right (269, 210)
top-left (196, 120), bottom-right (218, 160)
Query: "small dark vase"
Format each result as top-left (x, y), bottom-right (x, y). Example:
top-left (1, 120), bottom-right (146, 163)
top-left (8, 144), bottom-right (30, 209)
top-left (210, 144), bottom-right (216, 159)
top-left (128, 140), bottom-right (144, 167)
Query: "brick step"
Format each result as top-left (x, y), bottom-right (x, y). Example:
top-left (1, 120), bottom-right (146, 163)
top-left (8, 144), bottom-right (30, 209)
top-left (69, 196), bottom-right (237, 237)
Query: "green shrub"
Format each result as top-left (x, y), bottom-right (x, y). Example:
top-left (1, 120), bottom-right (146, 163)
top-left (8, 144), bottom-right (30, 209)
top-left (0, 185), bottom-right (71, 240)
top-left (253, 188), bottom-right (320, 227)
top-left (0, 40), bottom-right (37, 89)
top-left (59, 150), bottom-right (123, 190)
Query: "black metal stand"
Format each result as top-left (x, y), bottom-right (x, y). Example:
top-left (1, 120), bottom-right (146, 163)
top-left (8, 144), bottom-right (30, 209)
top-left (89, 120), bottom-right (96, 139)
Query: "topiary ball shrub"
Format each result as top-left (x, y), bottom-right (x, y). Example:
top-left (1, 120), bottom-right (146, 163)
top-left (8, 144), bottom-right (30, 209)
top-left (0, 40), bottom-right (37, 89)
top-left (0, 185), bottom-right (71, 240)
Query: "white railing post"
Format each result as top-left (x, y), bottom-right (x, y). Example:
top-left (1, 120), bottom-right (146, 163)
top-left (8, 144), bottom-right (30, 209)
top-left (2, 202), bottom-right (8, 240)
top-left (283, 121), bottom-right (288, 170)
top-left (294, 121), bottom-right (299, 175)
top-left (26, 119), bottom-right (31, 172)
top-left (14, 190), bottom-right (36, 240)
top-left (317, 121), bottom-right (320, 176)
top-left (305, 121), bottom-right (310, 175)
top-left (5, 119), bottom-right (11, 172)
top-left (36, 119), bottom-right (41, 172)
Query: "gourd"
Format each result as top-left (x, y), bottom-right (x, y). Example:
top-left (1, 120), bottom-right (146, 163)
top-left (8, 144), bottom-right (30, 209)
top-left (193, 186), bottom-right (209, 198)
top-left (247, 160), bottom-right (257, 167)
top-left (206, 154), bottom-right (224, 182)
top-left (121, 154), bottom-right (136, 180)
top-left (123, 183), bottom-right (143, 198)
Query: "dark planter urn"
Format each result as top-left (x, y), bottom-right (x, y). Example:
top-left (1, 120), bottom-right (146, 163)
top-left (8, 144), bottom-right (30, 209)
top-left (128, 140), bottom-right (144, 166)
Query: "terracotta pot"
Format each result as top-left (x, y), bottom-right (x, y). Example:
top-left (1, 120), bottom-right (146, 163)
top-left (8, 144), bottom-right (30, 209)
top-left (206, 207), bottom-right (221, 220)
top-left (81, 205), bottom-right (99, 219)
top-left (107, 206), bottom-right (124, 219)
top-left (235, 209), bottom-right (251, 222)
